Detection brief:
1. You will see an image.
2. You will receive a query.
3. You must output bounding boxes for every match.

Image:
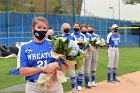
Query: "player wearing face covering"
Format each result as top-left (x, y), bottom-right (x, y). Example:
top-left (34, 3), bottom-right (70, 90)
top-left (61, 23), bottom-right (77, 93)
top-left (71, 22), bottom-right (87, 91)
top-left (80, 24), bottom-right (93, 89)
top-left (87, 25), bottom-right (100, 87)
top-left (106, 24), bottom-right (120, 83)
top-left (17, 17), bottom-right (67, 93)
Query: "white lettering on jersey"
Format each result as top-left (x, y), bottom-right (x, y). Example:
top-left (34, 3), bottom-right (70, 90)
top-left (111, 38), bottom-right (119, 41)
top-left (32, 54), bottom-right (36, 60)
top-left (27, 52), bottom-right (51, 60)
top-left (37, 60), bottom-right (48, 67)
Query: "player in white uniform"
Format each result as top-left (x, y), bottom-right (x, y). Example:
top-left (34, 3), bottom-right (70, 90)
top-left (80, 24), bottom-right (92, 89)
top-left (61, 23), bottom-right (77, 93)
top-left (87, 25), bottom-right (100, 87)
top-left (106, 24), bottom-right (120, 83)
top-left (71, 22), bottom-right (87, 91)
top-left (17, 17), bottom-right (67, 93)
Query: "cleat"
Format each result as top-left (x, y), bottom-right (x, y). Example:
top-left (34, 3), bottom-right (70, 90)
top-left (107, 80), bottom-right (115, 83)
top-left (113, 79), bottom-right (120, 82)
top-left (77, 86), bottom-right (82, 91)
top-left (90, 81), bottom-right (96, 87)
top-left (85, 85), bottom-right (91, 89)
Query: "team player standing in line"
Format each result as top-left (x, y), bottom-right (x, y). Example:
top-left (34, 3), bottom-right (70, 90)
top-left (106, 24), bottom-right (120, 83)
top-left (71, 22), bottom-right (87, 91)
top-left (87, 25), bottom-right (100, 87)
top-left (17, 17), bottom-right (67, 93)
top-left (80, 24), bottom-right (92, 88)
top-left (61, 23), bottom-right (77, 93)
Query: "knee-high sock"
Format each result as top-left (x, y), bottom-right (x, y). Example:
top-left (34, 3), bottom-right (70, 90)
top-left (91, 71), bottom-right (96, 81)
top-left (70, 77), bottom-right (76, 89)
top-left (113, 68), bottom-right (117, 80)
top-left (107, 67), bottom-right (112, 80)
top-left (77, 74), bottom-right (83, 86)
top-left (85, 73), bottom-right (89, 86)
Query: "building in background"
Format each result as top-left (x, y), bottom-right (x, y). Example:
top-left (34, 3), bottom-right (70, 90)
top-left (80, 0), bottom-right (140, 22)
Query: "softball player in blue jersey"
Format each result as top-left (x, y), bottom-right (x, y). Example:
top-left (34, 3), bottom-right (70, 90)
top-left (80, 24), bottom-right (92, 89)
top-left (71, 22), bottom-right (87, 91)
top-left (17, 17), bottom-right (67, 93)
top-left (87, 25), bottom-right (100, 87)
top-left (46, 28), bottom-right (54, 40)
top-left (106, 24), bottom-right (120, 83)
top-left (61, 23), bottom-right (77, 93)
top-left (61, 23), bottom-right (76, 41)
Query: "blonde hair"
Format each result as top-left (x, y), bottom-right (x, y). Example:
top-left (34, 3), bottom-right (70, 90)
top-left (61, 23), bottom-right (71, 32)
top-left (80, 24), bottom-right (87, 30)
top-left (32, 16), bottom-right (48, 28)
top-left (47, 29), bottom-right (54, 35)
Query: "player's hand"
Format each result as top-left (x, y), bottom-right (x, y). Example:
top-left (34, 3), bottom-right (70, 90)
top-left (61, 64), bottom-right (68, 72)
top-left (43, 62), bottom-right (59, 74)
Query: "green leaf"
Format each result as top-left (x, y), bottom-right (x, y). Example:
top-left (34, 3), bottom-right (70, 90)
top-left (75, 51), bottom-right (84, 69)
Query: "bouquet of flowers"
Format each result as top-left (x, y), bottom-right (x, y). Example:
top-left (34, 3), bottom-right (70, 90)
top-left (51, 36), bottom-right (85, 69)
top-left (36, 69), bottom-right (66, 91)
top-left (89, 37), bottom-right (105, 49)
top-left (36, 36), bottom-right (85, 91)
top-left (76, 38), bottom-right (89, 57)
top-left (76, 38), bottom-right (86, 49)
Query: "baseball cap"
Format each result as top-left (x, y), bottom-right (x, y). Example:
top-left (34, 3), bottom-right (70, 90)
top-left (112, 24), bottom-right (118, 28)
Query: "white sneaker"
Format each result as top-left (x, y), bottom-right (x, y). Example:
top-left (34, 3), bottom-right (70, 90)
top-left (88, 82), bottom-right (92, 86)
top-left (77, 86), bottom-right (82, 91)
top-left (90, 81), bottom-right (96, 87)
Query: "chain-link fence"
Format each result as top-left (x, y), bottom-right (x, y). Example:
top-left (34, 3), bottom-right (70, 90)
top-left (0, 0), bottom-right (140, 47)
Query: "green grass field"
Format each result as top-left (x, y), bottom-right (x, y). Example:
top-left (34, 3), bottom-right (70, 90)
top-left (0, 47), bottom-right (140, 92)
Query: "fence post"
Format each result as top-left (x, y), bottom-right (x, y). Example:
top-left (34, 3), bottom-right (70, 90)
top-left (72, 0), bottom-right (75, 23)
top-left (44, 0), bottom-right (47, 18)
top-left (6, 0), bottom-right (9, 46)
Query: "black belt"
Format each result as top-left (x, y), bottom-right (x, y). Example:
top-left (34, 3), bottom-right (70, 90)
top-left (110, 46), bottom-right (118, 48)
top-left (29, 79), bottom-right (37, 82)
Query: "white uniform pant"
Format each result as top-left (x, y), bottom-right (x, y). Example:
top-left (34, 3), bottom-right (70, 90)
top-left (84, 49), bottom-right (91, 75)
top-left (108, 47), bottom-right (119, 69)
top-left (84, 49), bottom-right (98, 75)
top-left (91, 50), bottom-right (98, 71)
top-left (25, 81), bottom-right (63, 93)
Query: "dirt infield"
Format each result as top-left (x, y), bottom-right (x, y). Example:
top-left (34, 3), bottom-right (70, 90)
top-left (66, 71), bottom-right (140, 93)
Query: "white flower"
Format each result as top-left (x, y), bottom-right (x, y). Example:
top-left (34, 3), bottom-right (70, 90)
top-left (96, 38), bottom-right (105, 46)
top-left (90, 37), bottom-right (97, 41)
top-left (90, 37), bottom-right (105, 47)
top-left (76, 38), bottom-right (84, 43)
top-left (62, 37), bottom-right (67, 42)
top-left (55, 37), bottom-right (67, 42)
top-left (68, 40), bottom-right (79, 56)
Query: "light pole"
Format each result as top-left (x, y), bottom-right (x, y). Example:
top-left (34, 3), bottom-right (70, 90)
top-left (109, 6), bottom-right (114, 23)
top-left (118, 0), bottom-right (120, 26)
top-left (84, 0), bottom-right (86, 23)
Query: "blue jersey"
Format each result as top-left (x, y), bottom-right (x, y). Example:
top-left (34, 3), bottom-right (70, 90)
top-left (91, 33), bottom-right (100, 38)
top-left (17, 40), bottom-right (55, 80)
top-left (84, 33), bottom-right (92, 41)
top-left (71, 32), bottom-right (87, 43)
top-left (107, 32), bottom-right (120, 47)
top-left (62, 33), bottom-right (76, 41)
